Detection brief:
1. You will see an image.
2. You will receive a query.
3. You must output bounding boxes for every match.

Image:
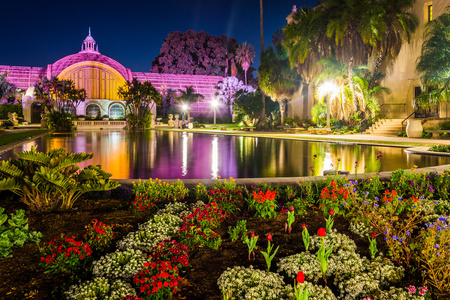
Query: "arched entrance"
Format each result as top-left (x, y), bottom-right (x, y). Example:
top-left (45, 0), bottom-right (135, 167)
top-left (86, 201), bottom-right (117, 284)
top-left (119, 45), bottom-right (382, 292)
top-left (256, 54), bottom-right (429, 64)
top-left (31, 102), bottom-right (44, 124)
top-left (86, 104), bottom-right (101, 118)
top-left (109, 103), bottom-right (125, 119)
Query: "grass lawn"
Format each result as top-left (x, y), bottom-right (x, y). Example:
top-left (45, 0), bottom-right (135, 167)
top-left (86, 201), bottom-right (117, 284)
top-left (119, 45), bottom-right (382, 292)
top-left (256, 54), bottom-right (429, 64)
top-left (0, 129), bottom-right (48, 146)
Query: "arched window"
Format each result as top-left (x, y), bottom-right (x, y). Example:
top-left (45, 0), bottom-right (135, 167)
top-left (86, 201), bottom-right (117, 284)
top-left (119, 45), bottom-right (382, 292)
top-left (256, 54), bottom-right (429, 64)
top-left (86, 104), bottom-right (101, 118)
top-left (109, 104), bottom-right (125, 119)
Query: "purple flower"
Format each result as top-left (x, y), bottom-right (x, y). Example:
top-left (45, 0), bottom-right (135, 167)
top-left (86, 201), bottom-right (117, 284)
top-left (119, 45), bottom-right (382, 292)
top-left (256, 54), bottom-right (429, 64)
top-left (429, 186), bottom-right (435, 192)
top-left (406, 231), bottom-right (410, 235)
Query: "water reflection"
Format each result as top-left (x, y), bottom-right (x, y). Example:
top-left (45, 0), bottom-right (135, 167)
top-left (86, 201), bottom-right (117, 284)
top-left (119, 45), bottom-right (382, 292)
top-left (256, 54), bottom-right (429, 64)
top-left (1, 130), bottom-right (449, 179)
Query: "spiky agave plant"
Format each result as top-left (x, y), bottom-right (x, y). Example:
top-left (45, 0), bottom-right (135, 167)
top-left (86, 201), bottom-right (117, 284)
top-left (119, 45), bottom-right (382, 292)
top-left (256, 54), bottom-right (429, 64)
top-left (0, 146), bottom-right (120, 212)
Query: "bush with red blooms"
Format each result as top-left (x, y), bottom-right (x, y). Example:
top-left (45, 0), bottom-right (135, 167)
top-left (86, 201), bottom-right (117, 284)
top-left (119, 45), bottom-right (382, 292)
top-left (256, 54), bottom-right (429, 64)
top-left (178, 202), bottom-right (227, 249)
top-left (249, 189), bottom-right (277, 218)
top-left (130, 195), bottom-right (155, 215)
top-left (39, 234), bottom-right (92, 275)
top-left (133, 260), bottom-right (181, 299)
top-left (83, 219), bottom-right (116, 251)
top-left (149, 240), bottom-right (189, 269)
top-left (207, 186), bottom-right (244, 214)
top-left (318, 180), bottom-right (349, 216)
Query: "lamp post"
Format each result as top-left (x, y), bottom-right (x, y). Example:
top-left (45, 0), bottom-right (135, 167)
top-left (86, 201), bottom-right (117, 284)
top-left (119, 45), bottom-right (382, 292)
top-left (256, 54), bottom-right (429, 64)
top-left (181, 104), bottom-right (188, 128)
top-left (211, 99), bottom-right (218, 128)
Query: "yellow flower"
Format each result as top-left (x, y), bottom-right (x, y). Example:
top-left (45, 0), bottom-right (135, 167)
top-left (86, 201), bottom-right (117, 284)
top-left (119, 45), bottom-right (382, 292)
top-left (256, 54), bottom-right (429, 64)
top-left (414, 165), bottom-right (418, 168)
top-left (218, 175), bottom-right (221, 179)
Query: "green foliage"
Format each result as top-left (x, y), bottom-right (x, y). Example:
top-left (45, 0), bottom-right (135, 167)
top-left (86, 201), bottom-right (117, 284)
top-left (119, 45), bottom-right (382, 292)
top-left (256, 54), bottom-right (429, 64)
top-left (46, 110), bottom-right (73, 132)
top-left (228, 220), bottom-right (247, 242)
top-left (0, 146), bottom-right (120, 212)
top-left (248, 190), bottom-right (278, 219)
top-left (0, 103), bottom-right (23, 119)
top-left (0, 207), bottom-right (42, 259)
top-left (429, 144), bottom-right (450, 152)
top-left (311, 102), bottom-right (327, 126)
top-left (131, 178), bottom-right (188, 205)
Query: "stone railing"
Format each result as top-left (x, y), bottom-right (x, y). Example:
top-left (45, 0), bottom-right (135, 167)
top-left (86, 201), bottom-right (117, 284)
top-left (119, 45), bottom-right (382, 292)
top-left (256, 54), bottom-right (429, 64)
top-left (73, 120), bottom-right (127, 130)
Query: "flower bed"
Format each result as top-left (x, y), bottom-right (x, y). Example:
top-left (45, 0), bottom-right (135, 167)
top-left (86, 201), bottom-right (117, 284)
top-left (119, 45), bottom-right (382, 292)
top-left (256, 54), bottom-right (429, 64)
top-left (2, 167), bottom-right (450, 299)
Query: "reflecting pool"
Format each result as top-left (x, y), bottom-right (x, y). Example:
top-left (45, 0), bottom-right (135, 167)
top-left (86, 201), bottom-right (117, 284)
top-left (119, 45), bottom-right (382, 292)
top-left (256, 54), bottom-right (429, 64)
top-left (1, 130), bottom-right (449, 179)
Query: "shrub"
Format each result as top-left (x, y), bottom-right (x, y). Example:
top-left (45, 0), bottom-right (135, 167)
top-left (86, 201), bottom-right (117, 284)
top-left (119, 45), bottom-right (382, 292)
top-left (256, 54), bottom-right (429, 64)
top-left (0, 207), bottom-right (42, 259)
top-left (83, 219), bottom-right (116, 252)
top-left (0, 146), bottom-right (120, 212)
top-left (132, 179), bottom-right (188, 205)
top-left (65, 277), bottom-right (136, 300)
top-left (92, 249), bottom-right (147, 280)
top-left (133, 261), bottom-right (181, 299)
top-left (39, 234), bottom-right (92, 275)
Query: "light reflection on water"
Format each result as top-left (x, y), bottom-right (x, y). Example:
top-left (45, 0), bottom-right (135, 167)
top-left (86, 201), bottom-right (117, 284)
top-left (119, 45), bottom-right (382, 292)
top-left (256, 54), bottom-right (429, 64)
top-left (1, 130), bottom-right (450, 179)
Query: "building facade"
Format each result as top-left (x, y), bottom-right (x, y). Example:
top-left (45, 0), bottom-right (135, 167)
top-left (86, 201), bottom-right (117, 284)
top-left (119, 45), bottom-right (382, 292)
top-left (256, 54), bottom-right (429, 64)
top-left (0, 29), bottom-right (224, 124)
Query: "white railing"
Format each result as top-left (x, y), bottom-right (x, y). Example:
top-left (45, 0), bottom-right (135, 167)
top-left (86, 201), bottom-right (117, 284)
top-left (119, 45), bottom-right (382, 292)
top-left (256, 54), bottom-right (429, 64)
top-left (73, 120), bottom-right (127, 129)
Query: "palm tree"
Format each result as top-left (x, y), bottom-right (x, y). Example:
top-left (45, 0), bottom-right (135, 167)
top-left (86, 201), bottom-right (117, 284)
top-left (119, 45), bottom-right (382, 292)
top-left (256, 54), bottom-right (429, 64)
top-left (259, 33), bottom-right (301, 125)
top-left (325, 0), bottom-right (380, 115)
top-left (260, 0), bottom-right (266, 123)
top-left (283, 6), bottom-right (330, 118)
top-left (235, 42), bottom-right (256, 85)
top-left (118, 78), bottom-right (162, 116)
top-left (175, 86), bottom-right (205, 121)
top-left (369, 0), bottom-right (418, 89)
top-left (416, 8), bottom-right (450, 107)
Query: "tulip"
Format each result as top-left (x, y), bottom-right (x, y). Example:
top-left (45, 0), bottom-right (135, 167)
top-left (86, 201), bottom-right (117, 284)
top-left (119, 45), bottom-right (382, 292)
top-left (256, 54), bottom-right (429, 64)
top-left (296, 271), bottom-right (305, 283)
top-left (267, 233), bottom-right (272, 241)
top-left (290, 205), bottom-right (294, 212)
top-left (318, 228), bottom-right (326, 237)
top-left (329, 209), bottom-right (334, 216)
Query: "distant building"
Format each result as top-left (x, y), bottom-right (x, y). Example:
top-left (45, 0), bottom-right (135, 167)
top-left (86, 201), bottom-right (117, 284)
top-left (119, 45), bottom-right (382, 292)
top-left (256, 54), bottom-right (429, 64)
top-left (286, 0), bottom-right (450, 122)
top-left (0, 29), bottom-right (224, 123)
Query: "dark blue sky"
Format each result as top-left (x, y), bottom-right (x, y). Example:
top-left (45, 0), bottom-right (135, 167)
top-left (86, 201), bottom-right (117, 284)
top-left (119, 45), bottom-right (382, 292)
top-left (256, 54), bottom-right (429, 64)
top-left (0, 0), bottom-right (318, 72)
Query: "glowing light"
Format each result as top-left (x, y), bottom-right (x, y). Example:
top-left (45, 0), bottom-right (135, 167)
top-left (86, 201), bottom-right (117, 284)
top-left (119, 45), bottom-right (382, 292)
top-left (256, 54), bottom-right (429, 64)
top-left (181, 104), bottom-right (188, 111)
top-left (182, 132), bottom-right (188, 176)
top-left (211, 135), bottom-right (219, 178)
top-left (211, 99), bottom-right (219, 108)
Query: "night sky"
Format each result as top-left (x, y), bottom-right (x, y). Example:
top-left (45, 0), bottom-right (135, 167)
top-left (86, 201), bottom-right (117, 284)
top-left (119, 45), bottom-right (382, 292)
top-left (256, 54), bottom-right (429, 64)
top-left (0, 0), bottom-right (318, 73)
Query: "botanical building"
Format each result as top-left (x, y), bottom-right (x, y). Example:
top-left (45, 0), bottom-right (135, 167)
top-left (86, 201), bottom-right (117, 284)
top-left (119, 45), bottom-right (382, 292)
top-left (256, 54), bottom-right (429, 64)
top-left (0, 30), bottom-right (224, 124)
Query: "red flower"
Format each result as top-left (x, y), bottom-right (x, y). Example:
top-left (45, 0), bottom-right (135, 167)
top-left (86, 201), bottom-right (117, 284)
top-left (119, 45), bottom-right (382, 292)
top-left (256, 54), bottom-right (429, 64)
top-left (301, 224), bottom-right (308, 230)
top-left (296, 271), bottom-right (305, 283)
top-left (329, 209), bottom-right (334, 216)
top-left (267, 233), bottom-right (272, 241)
top-left (250, 232), bottom-right (255, 238)
top-left (318, 228), bottom-right (326, 237)
top-left (371, 231), bottom-right (377, 238)
top-left (289, 206), bottom-right (294, 212)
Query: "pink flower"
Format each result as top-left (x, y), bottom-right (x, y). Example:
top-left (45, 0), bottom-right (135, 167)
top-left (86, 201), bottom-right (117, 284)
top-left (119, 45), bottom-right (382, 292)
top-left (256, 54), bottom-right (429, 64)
top-left (406, 285), bottom-right (416, 294)
top-left (289, 206), bottom-right (294, 212)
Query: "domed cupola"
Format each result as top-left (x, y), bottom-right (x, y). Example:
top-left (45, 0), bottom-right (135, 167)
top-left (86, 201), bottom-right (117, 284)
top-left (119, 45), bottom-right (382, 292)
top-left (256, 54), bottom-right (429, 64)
top-left (80, 27), bottom-right (99, 53)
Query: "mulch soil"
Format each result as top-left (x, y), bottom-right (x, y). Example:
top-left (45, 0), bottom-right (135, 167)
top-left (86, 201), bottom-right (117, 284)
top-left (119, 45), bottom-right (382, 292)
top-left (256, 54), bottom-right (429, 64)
top-left (0, 191), bottom-right (422, 300)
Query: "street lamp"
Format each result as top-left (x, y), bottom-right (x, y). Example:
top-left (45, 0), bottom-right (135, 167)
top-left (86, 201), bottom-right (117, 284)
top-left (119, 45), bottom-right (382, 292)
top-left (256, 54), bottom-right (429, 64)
top-left (211, 99), bottom-right (218, 128)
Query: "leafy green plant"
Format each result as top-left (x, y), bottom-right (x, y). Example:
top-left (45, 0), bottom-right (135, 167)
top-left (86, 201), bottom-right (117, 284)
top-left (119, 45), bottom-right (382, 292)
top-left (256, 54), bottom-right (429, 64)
top-left (248, 189), bottom-right (277, 218)
top-left (0, 207), bottom-right (42, 259)
top-left (228, 220), bottom-right (247, 242)
top-left (0, 146), bottom-right (120, 212)
top-left (132, 178), bottom-right (188, 205)
top-left (429, 144), bottom-right (450, 152)
top-left (260, 233), bottom-right (279, 272)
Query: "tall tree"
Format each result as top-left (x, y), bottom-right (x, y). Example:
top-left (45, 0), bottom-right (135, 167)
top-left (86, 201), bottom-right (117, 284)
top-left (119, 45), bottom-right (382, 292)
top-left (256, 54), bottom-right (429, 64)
top-left (175, 86), bottom-right (205, 121)
top-left (259, 32), bottom-right (301, 125)
top-left (369, 0), bottom-right (418, 89)
top-left (216, 76), bottom-right (255, 122)
top-left (416, 9), bottom-right (450, 107)
top-left (235, 42), bottom-right (256, 85)
top-left (325, 0), bottom-right (379, 114)
top-left (118, 78), bottom-right (162, 119)
top-left (260, 0), bottom-right (266, 123)
top-left (283, 6), bottom-right (331, 118)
